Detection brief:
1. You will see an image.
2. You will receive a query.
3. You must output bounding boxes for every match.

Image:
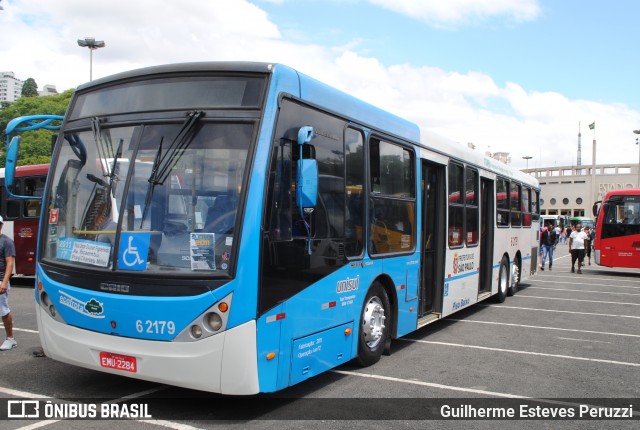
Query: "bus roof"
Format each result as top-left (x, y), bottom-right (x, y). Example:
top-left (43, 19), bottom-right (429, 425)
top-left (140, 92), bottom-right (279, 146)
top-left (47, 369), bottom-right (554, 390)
top-left (420, 129), bottom-right (539, 189)
top-left (602, 188), bottom-right (640, 201)
top-left (76, 61), bottom-right (421, 144)
top-left (0, 163), bottom-right (49, 178)
top-left (74, 61), bottom-right (535, 188)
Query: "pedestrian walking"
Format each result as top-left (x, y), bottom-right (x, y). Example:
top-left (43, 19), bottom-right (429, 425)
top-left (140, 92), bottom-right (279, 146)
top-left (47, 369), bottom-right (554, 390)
top-left (539, 222), bottom-right (558, 270)
top-left (586, 226), bottom-right (595, 265)
top-left (569, 223), bottom-right (589, 274)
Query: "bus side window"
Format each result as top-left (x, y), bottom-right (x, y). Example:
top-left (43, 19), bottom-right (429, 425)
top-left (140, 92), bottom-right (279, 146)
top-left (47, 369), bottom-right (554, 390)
top-left (447, 162), bottom-right (464, 247)
top-left (496, 178), bottom-right (510, 227)
top-left (345, 127), bottom-right (364, 258)
top-left (6, 200), bottom-right (21, 219)
top-left (24, 200), bottom-right (41, 218)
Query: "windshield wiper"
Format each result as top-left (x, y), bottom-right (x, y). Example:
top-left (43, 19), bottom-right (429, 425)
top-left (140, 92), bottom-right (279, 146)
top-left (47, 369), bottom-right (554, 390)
top-left (91, 117), bottom-right (113, 178)
top-left (140, 137), bottom-right (164, 228)
top-left (86, 173), bottom-right (108, 187)
top-left (107, 138), bottom-right (123, 198)
top-left (139, 111), bottom-right (204, 228)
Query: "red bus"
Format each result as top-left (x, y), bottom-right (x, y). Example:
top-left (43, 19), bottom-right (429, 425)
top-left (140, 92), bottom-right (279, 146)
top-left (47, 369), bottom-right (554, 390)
top-left (592, 189), bottom-right (640, 269)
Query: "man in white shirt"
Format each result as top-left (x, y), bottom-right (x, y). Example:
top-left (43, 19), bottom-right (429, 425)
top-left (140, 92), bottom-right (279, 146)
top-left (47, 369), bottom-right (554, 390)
top-left (568, 224), bottom-right (589, 274)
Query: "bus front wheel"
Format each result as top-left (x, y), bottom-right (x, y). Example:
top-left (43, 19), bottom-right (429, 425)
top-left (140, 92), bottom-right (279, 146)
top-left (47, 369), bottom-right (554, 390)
top-left (356, 283), bottom-right (390, 367)
top-left (494, 257), bottom-right (509, 303)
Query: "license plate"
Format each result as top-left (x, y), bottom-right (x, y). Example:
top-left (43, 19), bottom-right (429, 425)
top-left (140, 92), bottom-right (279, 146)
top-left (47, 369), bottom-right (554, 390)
top-left (99, 351), bottom-right (137, 373)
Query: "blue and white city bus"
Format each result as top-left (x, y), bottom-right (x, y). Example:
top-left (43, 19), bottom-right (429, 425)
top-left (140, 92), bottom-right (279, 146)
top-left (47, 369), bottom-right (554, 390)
top-left (5, 62), bottom-right (539, 394)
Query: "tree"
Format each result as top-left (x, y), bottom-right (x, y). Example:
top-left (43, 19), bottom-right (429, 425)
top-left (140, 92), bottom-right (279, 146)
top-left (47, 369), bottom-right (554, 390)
top-left (21, 78), bottom-right (39, 97)
top-left (0, 88), bottom-right (74, 166)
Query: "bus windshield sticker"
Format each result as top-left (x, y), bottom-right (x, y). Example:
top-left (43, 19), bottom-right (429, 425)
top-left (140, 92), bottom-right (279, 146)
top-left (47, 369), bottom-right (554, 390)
top-left (117, 233), bottom-right (151, 271)
top-left (49, 208), bottom-right (59, 225)
top-left (190, 233), bottom-right (216, 270)
top-left (57, 237), bottom-right (111, 267)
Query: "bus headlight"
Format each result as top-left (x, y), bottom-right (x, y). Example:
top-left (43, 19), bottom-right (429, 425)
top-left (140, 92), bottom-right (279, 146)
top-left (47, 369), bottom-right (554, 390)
top-left (206, 313), bottom-right (223, 332)
top-left (41, 292), bottom-right (50, 307)
top-left (173, 292), bottom-right (233, 342)
top-left (38, 288), bottom-right (65, 324)
top-left (190, 325), bottom-right (203, 338)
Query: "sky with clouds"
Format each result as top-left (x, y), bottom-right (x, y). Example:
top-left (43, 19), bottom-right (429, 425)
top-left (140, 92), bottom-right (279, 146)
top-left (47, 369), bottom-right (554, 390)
top-left (1, 0), bottom-right (639, 169)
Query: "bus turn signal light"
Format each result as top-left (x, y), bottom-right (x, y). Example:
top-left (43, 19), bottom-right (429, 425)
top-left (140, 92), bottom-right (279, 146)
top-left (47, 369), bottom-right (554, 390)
top-left (266, 352), bottom-right (276, 360)
top-left (218, 302), bottom-right (229, 313)
top-left (344, 328), bottom-right (352, 336)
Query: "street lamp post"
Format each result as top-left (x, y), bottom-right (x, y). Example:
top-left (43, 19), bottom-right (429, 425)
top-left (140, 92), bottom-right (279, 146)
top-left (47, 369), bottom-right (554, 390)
top-left (522, 155), bottom-right (532, 170)
top-left (77, 37), bottom-right (105, 81)
top-left (634, 130), bottom-right (640, 188)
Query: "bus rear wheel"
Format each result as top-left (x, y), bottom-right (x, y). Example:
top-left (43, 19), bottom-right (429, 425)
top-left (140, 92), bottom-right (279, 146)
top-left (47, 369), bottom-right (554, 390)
top-left (508, 259), bottom-right (519, 296)
top-left (356, 283), bottom-right (390, 367)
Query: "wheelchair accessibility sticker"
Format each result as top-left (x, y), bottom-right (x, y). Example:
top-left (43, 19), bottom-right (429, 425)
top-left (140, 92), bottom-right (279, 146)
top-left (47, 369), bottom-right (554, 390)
top-left (118, 233), bottom-right (150, 271)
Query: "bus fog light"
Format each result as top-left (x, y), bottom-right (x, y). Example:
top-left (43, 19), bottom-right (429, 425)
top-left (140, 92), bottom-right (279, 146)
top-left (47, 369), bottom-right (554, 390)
top-left (49, 305), bottom-right (57, 317)
top-left (191, 325), bottom-right (203, 338)
top-left (206, 313), bottom-right (223, 332)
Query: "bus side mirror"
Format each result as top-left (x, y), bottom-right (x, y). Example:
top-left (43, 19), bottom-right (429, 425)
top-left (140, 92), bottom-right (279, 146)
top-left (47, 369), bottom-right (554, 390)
top-left (592, 201), bottom-right (601, 217)
top-left (295, 126), bottom-right (318, 209)
top-left (296, 159), bottom-right (318, 208)
top-left (5, 135), bottom-right (20, 196)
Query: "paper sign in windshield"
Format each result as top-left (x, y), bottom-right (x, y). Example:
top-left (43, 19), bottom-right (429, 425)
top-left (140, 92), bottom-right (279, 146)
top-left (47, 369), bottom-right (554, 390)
top-left (190, 233), bottom-right (216, 270)
top-left (57, 238), bottom-right (111, 267)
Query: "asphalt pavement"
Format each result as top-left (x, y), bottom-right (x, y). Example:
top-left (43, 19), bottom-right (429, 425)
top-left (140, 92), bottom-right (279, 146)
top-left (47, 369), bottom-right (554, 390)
top-left (0, 247), bottom-right (638, 429)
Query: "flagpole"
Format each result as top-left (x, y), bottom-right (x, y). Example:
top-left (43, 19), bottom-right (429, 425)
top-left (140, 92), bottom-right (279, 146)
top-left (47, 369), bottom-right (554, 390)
top-left (589, 121), bottom-right (596, 212)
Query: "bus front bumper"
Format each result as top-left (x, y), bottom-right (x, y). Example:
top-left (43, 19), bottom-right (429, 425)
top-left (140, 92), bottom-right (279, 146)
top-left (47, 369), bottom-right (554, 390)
top-left (37, 309), bottom-right (259, 395)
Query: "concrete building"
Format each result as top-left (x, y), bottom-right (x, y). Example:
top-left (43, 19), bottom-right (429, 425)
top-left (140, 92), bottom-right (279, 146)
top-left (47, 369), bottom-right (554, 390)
top-left (38, 84), bottom-right (58, 97)
top-left (0, 71), bottom-right (23, 102)
top-left (524, 162), bottom-right (640, 219)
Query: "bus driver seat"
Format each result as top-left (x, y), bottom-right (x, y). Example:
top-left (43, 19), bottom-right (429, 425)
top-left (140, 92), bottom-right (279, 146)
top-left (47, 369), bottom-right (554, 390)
top-left (205, 195), bottom-right (236, 234)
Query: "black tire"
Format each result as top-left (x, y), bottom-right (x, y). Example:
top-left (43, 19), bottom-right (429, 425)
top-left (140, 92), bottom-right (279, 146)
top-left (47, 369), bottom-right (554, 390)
top-left (493, 256), bottom-right (509, 303)
top-left (507, 258), bottom-right (520, 296)
top-left (356, 283), bottom-right (390, 367)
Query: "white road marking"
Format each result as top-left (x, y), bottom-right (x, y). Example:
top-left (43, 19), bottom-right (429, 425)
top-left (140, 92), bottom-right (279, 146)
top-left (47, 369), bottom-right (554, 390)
top-left (557, 337), bottom-right (613, 344)
top-left (402, 338), bottom-right (640, 367)
top-left (525, 286), bottom-right (640, 296)
top-left (332, 370), bottom-right (528, 398)
top-left (534, 279), bottom-right (640, 289)
top-left (480, 304), bottom-right (640, 319)
top-left (333, 369), bottom-right (640, 417)
top-left (513, 294), bottom-right (640, 306)
top-left (446, 318), bottom-right (640, 338)
top-left (0, 325), bottom-right (39, 334)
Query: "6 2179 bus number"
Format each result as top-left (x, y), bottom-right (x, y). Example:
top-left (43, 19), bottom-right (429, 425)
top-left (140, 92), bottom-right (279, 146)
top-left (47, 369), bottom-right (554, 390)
top-left (135, 320), bottom-right (176, 335)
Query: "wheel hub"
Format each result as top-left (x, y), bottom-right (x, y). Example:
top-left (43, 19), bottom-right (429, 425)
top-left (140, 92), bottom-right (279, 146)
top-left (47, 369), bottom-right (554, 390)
top-left (362, 297), bottom-right (386, 349)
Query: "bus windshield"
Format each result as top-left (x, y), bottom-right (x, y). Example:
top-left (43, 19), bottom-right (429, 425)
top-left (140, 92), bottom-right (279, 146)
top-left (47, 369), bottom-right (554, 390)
top-left (42, 121), bottom-right (252, 276)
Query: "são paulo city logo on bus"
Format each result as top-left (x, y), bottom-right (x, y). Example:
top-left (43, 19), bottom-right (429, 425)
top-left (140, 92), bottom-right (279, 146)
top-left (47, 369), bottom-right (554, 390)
top-left (452, 253), bottom-right (476, 275)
